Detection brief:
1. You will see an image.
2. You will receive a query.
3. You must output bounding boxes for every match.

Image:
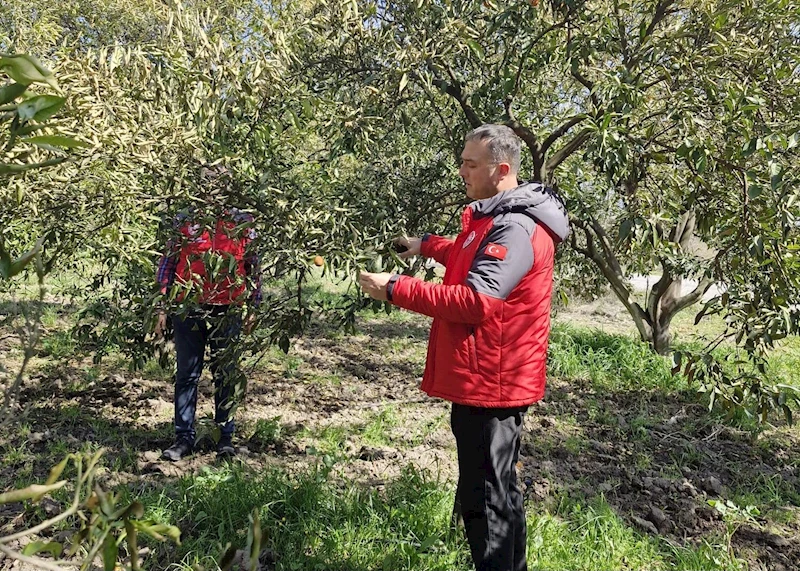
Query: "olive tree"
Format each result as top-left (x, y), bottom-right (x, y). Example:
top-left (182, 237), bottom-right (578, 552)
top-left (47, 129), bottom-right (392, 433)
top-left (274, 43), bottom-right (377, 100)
top-left (303, 0), bottom-right (800, 357)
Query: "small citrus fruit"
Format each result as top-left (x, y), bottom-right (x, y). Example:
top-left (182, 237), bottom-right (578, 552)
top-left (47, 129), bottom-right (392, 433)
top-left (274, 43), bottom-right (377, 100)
top-left (313, 255), bottom-right (324, 267)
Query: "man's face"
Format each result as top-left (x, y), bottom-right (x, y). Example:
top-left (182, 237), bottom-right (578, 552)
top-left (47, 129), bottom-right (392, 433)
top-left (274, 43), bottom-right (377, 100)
top-left (197, 167), bottom-right (231, 207)
top-left (458, 139), bottom-right (501, 200)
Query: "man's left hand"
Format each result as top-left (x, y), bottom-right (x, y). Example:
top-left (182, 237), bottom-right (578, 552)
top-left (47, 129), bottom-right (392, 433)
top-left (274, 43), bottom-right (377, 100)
top-left (243, 313), bottom-right (257, 335)
top-left (359, 271), bottom-right (392, 301)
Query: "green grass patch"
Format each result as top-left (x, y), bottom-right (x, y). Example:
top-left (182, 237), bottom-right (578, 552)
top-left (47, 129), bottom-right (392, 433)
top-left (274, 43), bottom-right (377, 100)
top-left (299, 424), bottom-right (351, 457)
top-left (768, 335), bottom-right (800, 388)
top-left (529, 494), bottom-right (743, 571)
top-left (405, 409), bottom-right (449, 447)
top-left (249, 416), bottom-right (285, 447)
top-left (127, 464), bottom-right (746, 571)
top-left (361, 406), bottom-right (400, 447)
top-left (140, 464), bottom-right (470, 571)
top-left (39, 330), bottom-right (77, 359)
top-left (728, 472), bottom-right (800, 510)
top-left (528, 498), bottom-right (661, 570)
top-left (548, 323), bottom-right (679, 391)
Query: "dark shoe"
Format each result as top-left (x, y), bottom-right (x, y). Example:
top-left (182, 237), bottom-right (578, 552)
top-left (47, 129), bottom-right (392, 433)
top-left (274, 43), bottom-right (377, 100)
top-left (162, 439), bottom-right (193, 461)
top-left (216, 434), bottom-right (236, 458)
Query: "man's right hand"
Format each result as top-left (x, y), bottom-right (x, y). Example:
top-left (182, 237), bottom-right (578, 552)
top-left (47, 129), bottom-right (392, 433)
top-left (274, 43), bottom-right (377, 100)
top-left (394, 236), bottom-right (422, 259)
top-left (154, 311), bottom-right (168, 339)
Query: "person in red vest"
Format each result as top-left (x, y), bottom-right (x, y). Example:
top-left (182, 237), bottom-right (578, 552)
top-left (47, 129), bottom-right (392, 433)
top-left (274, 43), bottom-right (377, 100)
top-left (359, 124), bottom-right (569, 571)
top-left (154, 164), bottom-right (261, 461)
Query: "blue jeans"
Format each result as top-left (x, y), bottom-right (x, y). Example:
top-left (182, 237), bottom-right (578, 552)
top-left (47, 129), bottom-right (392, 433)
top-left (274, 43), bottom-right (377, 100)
top-left (172, 305), bottom-right (242, 441)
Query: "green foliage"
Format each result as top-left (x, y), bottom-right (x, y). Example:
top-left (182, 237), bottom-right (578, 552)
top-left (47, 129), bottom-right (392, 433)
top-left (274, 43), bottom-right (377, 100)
top-left (0, 53), bottom-right (84, 180)
top-left (673, 346), bottom-right (800, 426)
top-left (311, 0), bottom-right (800, 419)
top-left (0, 54), bottom-right (78, 281)
top-left (1, 0), bottom-right (798, 429)
top-left (250, 416), bottom-right (284, 447)
top-left (0, 450), bottom-right (181, 571)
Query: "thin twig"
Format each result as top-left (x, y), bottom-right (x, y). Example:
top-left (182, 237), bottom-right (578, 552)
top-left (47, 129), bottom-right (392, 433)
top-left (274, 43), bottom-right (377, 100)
top-left (0, 543), bottom-right (72, 571)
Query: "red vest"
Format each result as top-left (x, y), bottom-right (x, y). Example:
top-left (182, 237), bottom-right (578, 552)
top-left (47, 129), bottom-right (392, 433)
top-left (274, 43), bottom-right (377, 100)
top-left (394, 207), bottom-right (556, 407)
top-left (174, 216), bottom-right (251, 305)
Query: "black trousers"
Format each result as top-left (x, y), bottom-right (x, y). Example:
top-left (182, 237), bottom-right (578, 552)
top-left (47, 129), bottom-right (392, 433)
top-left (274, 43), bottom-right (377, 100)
top-left (451, 403), bottom-right (528, 571)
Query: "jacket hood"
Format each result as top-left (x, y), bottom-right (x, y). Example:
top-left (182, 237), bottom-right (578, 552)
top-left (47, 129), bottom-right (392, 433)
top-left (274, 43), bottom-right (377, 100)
top-left (471, 182), bottom-right (570, 242)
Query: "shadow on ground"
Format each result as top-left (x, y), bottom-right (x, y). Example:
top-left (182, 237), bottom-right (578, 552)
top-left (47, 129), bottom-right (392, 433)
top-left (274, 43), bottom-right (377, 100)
top-left (2, 311), bottom-right (798, 570)
top-left (520, 376), bottom-right (799, 571)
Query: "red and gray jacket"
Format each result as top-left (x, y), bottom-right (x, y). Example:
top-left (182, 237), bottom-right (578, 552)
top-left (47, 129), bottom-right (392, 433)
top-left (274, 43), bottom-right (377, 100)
top-left (157, 208), bottom-right (261, 306)
top-left (387, 183), bottom-right (569, 408)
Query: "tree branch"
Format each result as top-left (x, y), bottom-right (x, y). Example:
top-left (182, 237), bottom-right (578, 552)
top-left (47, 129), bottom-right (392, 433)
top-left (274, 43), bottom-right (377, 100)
top-left (569, 230), bottom-right (591, 258)
top-left (504, 117), bottom-right (538, 158)
top-left (416, 74), bottom-right (461, 165)
top-left (541, 115), bottom-right (587, 156)
top-left (646, 210), bottom-right (703, 326)
top-left (647, 265), bottom-right (674, 323)
top-left (645, 0), bottom-right (676, 39)
top-left (651, 138), bottom-right (747, 173)
top-left (510, 18), bottom-right (571, 100)
top-left (0, 544), bottom-right (67, 571)
top-left (589, 217), bottom-right (624, 276)
top-left (663, 275), bottom-right (713, 317)
top-left (640, 74), bottom-right (668, 91)
top-left (672, 208), bottom-right (696, 249)
top-left (543, 127), bottom-right (592, 180)
top-left (430, 74), bottom-right (482, 128)
top-left (572, 218), bottom-right (651, 338)
top-left (571, 69), bottom-right (601, 109)
top-left (613, 0), bottom-right (630, 67)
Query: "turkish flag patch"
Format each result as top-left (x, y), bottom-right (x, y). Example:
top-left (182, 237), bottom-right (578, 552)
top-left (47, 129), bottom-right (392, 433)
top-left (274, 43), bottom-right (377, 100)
top-left (484, 243), bottom-right (508, 260)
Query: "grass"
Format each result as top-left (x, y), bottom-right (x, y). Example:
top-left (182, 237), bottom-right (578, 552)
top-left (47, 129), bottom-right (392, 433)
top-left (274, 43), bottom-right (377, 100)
top-left (299, 424), bottom-right (351, 456)
top-left (117, 461), bottom-right (746, 571)
top-left (547, 323), bottom-right (680, 392)
top-left (249, 416), bottom-right (285, 447)
top-left (768, 335), bottom-right (800, 387)
top-left (729, 473), bottom-right (800, 511)
top-left (529, 498), bottom-right (660, 570)
top-left (361, 406), bottom-right (400, 447)
top-left (138, 464), bottom-right (470, 571)
top-left (3, 285), bottom-right (799, 571)
top-left (405, 410), bottom-right (449, 447)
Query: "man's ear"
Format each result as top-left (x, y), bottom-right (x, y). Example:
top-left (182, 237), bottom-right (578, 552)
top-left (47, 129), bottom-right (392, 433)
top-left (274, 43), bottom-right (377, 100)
top-left (496, 162), bottom-right (511, 178)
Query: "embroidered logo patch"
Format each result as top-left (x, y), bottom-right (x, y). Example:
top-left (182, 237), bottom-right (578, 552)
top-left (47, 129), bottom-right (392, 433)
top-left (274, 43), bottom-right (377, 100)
top-left (485, 243), bottom-right (508, 260)
top-left (462, 231), bottom-right (476, 248)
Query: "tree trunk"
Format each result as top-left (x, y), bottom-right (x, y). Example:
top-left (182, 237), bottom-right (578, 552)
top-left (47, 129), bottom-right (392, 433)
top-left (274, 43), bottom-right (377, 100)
top-left (649, 319), bottom-right (673, 355)
top-left (570, 212), bottom-right (713, 355)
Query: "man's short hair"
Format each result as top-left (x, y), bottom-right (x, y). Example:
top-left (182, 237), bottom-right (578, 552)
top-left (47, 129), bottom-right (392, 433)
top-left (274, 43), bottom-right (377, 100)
top-left (200, 163), bottom-right (231, 193)
top-left (200, 163), bottom-right (230, 182)
top-left (465, 124), bottom-right (522, 174)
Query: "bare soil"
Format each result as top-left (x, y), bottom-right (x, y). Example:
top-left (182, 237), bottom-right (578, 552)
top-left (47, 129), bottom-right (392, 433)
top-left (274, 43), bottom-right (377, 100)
top-left (1, 304), bottom-right (798, 570)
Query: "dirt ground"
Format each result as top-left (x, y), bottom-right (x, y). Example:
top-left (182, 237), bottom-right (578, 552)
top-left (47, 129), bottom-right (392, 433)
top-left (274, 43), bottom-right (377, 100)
top-left (1, 301), bottom-right (799, 570)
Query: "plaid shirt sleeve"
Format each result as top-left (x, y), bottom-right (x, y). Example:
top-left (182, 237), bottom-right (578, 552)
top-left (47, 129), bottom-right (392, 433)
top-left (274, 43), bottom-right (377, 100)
top-left (156, 239), bottom-right (179, 295)
top-left (233, 208), bottom-right (263, 307)
top-left (245, 250), bottom-right (263, 307)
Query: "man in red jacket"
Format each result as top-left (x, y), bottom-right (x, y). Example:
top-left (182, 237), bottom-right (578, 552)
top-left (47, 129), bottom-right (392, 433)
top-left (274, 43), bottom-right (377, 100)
top-left (359, 124), bottom-right (569, 571)
top-left (154, 164), bottom-right (261, 461)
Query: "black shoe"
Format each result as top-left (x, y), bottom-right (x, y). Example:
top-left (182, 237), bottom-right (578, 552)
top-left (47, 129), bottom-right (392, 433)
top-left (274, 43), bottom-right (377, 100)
top-left (162, 439), bottom-right (193, 461)
top-left (216, 434), bottom-right (236, 458)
